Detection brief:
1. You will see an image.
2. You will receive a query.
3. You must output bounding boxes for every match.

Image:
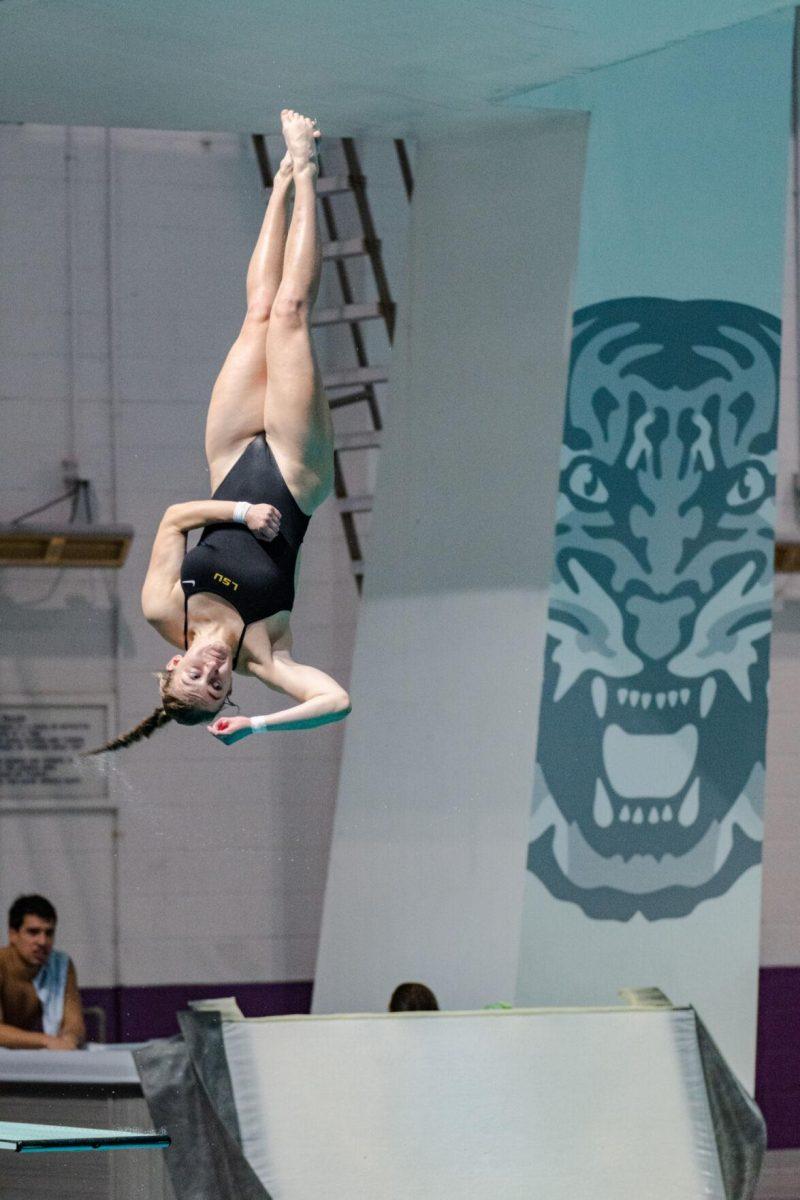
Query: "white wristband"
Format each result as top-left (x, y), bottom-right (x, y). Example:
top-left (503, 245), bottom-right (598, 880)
top-left (251, 716), bottom-right (269, 732)
top-left (233, 501), bottom-right (251, 524)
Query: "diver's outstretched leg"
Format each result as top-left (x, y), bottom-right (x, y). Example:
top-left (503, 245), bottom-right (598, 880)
top-left (263, 110), bottom-right (332, 512)
top-left (205, 148), bottom-right (293, 490)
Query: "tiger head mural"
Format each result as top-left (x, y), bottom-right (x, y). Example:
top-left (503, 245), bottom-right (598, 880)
top-left (529, 298), bottom-right (779, 921)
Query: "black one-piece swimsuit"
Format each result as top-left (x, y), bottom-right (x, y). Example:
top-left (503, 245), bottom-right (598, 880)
top-left (180, 435), bottom-right (310, 663)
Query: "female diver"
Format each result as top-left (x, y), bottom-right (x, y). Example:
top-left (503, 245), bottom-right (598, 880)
top-left (94, 110), bottom-right (350, 752)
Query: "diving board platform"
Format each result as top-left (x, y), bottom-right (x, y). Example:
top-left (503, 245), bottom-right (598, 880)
top-left (0, 1120), bottom-right (170, 1153)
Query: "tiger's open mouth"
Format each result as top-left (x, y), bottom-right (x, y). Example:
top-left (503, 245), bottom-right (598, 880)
top-left (532, 662), bottom-right (765, 917)
top-left (592, 675), bottom-right (707, 827)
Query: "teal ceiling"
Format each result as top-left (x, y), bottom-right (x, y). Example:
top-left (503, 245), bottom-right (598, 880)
top-left (0, 0), bottom-right (793, 134)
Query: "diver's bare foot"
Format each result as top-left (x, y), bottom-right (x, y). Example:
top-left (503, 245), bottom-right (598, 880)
top-left (280, 109), bottom-right (320, 174)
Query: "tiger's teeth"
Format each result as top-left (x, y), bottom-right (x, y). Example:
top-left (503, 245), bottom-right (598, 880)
top-left (641, 692), bottom-right (652, 710)
top-left (593, 779), bottom-right (614, 827)
top-left (618, 688), bottom-right (628, 705)
top-left (619, 805), bottom-right (631, 822)
top-left (632, 807), bottom-right (644, 825)
top-left (668, 691), bottom-right (678, 707)
top-left (656, 692), bottom-right (666, 709)
top-left (629, 690), bottom-right (640, 707)
top-left (700, 677), bottom-right (717, 719)
top-left (679, 688), bottom-right (690, 705)
top-left (678, 779), bottom-right (700, 827)
top-left (648, 807), bottom-right (659, 824)
top-left (591, 676), bottom-right (608, 720)
top-left (662, 804), bottom-right (673, 822)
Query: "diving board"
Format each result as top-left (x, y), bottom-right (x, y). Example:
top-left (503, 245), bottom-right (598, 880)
top-left (0, 1120), bottom-right (170, 1153)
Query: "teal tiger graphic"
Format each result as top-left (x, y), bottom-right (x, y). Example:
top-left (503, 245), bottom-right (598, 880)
top-left (529, 298), bottom-right (779, 920)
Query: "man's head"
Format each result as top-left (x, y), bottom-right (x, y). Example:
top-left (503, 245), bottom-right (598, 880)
top-left (388, 982), bottom-right (439, 1012)
top-left (8, 895), bottom-right (57, 970)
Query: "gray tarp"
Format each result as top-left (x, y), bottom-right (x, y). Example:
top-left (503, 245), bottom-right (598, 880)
top-left (134, 1007), bottom-right (764, 1200)
top-left (134, 1011), bottom-right (269, 1200)
top-left (695, 1015), bottom-right (766, 1200)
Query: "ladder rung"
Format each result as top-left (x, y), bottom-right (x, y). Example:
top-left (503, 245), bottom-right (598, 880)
top-left (338, 495), bottom-right (373, 515)
top-left (335, 430), bottom-right (382, 452)
top-left (330, 391), bottom-right (369, 410)
top-left (324, 365), bottom-right (389, 390)
top-left (313, 302), bottom-right (384, 327)
top-left (322, 237), bottom-right (371, 261)
top-left (318, 174), bottom-right (363, 196)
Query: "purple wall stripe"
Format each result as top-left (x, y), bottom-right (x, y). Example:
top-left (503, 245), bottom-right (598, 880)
top-left (80, 966), bottom-right (798, 1149)
top-left (755, 966), bottom-right (800, 1150)
top-left (80, 980), bottom-right (312, 1044)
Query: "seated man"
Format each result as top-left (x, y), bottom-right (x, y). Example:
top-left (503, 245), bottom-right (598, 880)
top-left (0, 894), bottom-right (86, 1050)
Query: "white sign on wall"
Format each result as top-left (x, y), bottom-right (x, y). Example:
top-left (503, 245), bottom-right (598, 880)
top-left (0, 705), bottom-right (108, 799)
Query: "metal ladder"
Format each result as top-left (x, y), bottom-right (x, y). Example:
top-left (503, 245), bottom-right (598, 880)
top-left (251, 134), bottom-right (413, 590)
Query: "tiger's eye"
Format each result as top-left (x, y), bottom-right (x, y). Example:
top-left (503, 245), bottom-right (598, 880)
top-left (726, 464), bottom-right (766, 509)
top-left (566, 460), bottom-right (609, 507)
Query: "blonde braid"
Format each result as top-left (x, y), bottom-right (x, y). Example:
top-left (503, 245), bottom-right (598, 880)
top-left (84, 708), bottom-right (172, 756)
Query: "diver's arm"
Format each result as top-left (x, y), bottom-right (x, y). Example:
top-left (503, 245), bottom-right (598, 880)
top-left (207, 656), bottom-right (351, 743)
top-left (141, 508), bottom-right (187, 621)
top-left (159, 501), bottom-right (280, 537)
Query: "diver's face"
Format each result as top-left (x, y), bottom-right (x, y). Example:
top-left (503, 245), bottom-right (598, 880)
top-left (165, 643), bottom-right (232, 712)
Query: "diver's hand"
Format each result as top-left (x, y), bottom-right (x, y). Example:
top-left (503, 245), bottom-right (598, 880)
top-left (207, 716), bottom-right (253, 745)
top-left (245, 504), bottom-right (281, 542)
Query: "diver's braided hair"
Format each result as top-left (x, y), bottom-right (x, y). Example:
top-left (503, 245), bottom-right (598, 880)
top-left (85, 706), bottom-right (173, 755)
top-left (84, 671), bottom-right (217, 755)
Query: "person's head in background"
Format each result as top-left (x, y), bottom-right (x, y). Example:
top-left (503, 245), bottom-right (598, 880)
top-left (8, 894), bottom-right (57, 972)
top-left (388, 981), bottom-right (439, 1012)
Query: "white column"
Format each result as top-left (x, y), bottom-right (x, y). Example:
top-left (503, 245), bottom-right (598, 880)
top-left (314, 115), bottom-right (588, 1014)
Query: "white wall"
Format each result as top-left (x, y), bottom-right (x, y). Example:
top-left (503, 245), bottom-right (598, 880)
top-left (0, 123), bottom-right (369, 990)
top-left (313, 114), bottom-right (589, 1014)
